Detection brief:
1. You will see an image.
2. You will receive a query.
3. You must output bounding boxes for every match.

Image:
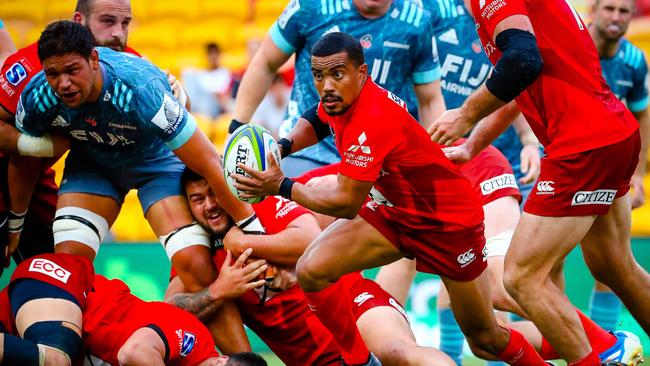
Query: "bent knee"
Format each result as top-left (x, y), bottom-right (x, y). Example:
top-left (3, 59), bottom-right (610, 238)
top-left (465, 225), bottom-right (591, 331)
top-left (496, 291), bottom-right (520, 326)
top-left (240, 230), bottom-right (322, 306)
top-left (43, 347), bottom-right (72, 366)
top-left (296, 256), bottom-right (336, 292)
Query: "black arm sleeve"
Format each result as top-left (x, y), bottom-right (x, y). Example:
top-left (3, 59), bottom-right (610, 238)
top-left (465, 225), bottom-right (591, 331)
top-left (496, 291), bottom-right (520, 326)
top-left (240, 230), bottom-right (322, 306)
top-left (485, 29), bottom-right (543, 103)
top-left (301, 104), bottom-right (332, 142)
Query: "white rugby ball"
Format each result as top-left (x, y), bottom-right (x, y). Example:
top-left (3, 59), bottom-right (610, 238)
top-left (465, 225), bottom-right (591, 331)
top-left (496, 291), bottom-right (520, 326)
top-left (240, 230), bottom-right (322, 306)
top-left (223, 124), bottom-right (281, 203)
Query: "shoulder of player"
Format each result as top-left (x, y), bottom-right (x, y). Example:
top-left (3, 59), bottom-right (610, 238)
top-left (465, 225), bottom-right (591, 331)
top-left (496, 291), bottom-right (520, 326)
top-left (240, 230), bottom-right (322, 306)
top-left (21, 72), bottom-right (60, 112)
top-left (619, 39), bottom-right (647, 70)
top-left (387, 0), bottom-right (431, 29)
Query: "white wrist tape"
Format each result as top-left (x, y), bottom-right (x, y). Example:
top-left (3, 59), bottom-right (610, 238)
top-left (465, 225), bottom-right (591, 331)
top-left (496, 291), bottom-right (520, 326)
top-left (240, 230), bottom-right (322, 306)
top-left (17, 133), bottom-right (54, 157)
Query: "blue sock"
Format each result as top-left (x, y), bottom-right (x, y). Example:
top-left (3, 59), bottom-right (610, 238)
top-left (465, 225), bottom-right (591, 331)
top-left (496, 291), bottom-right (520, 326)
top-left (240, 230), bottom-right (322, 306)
top-left (589, 290), bottom-right (621, 332)
top-left (439, 308), bottom-right (464, 365)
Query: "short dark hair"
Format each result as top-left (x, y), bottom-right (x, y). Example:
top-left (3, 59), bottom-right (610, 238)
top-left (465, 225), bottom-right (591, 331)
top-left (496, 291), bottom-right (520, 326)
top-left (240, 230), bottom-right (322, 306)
top-left (311, 32), bottom-right (364, 67)
top-left (207, 43), bottom-right (221, 54)
top-left (227, 352), bottom-right (268, 366)
top-left (181, 167), bottom-right (205, 191)
top-left (37, 21), bottom-right (95, 62)
top-left (75, 0), bottom-right (94, 17)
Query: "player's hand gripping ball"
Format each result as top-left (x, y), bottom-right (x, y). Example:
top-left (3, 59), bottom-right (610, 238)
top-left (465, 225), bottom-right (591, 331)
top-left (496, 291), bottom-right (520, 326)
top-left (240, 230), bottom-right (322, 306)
top-left (223, 125), bottom-right (281, 203)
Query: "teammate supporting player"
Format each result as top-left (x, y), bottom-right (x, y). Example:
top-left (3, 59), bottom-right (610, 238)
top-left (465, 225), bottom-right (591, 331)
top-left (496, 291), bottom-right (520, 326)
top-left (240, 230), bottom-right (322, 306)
top-left (234, 32), bottom-right (552, 366)
top-left (232, 0), bottom-right (445, 177)
top-left (429, 0), bottom-right (647, 364)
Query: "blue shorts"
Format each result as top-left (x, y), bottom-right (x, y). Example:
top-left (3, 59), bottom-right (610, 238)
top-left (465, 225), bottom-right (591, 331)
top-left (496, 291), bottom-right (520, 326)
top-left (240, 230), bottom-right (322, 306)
top-left (59, 148), bottom-right (185, 214)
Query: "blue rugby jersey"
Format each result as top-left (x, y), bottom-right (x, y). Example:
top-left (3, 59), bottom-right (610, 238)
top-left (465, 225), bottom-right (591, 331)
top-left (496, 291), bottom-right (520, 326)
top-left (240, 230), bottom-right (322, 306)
top-left (600, 38), bottom-right (649, 114)
top-left (16, 47), bottom-right (196, 167)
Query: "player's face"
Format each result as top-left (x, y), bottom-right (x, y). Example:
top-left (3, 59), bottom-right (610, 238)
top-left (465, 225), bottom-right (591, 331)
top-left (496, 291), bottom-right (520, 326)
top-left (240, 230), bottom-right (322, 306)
top-left (591, 0), bottom-right (634, 42)
top-left (84, 0), bottom-right (132, 51)
top-left (43, 51), bottom-right (100, 108)
top-left (311, 52), bottom-right (368, 116)
top-left (185, 179), bottom-right (234, 236)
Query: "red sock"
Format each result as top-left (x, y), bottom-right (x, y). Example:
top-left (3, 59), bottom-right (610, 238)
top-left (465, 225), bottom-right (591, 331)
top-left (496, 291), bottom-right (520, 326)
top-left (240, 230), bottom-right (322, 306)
top-left (304, 280), bottom-right (370, 365)
top-left (497, 328), bottom-right (547, 366)
top-left (568, 351), bottom-right (600, 366)
top-left (540, 336), bottom-right (560, 360)
top-left (576, 309), bottom-right (616, 353)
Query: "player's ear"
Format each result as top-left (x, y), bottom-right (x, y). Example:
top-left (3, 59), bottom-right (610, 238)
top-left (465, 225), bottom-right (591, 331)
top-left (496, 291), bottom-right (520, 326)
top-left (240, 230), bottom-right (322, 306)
top-left (358, 63), bottom-right (368, 80)
top-left (89, 49), bottom-right (99, 70)
top-left (72, 11), bottom-right (85, 25)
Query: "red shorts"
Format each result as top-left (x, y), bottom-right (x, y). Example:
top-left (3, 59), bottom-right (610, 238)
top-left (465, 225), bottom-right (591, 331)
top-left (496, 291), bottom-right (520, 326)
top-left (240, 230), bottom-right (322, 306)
top-left (10, 253), bottom-right (94, 308)
top-left (339, 273), bottom-right (409, 323)
top-left (524, 132), bottom-right (640, 216)
top-left (0, 289), bottom-right (13, 334)
top-left (359, 205), bottom-right (487, 281)
top-left (460, 143), bottom-right (521, 205)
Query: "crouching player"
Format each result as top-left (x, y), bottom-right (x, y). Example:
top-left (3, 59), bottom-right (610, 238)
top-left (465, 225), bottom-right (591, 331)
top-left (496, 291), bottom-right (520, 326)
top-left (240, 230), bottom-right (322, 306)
top-left (0, 253), bottom-right (94, 365)
top-left (168, 167), bottom-right (454, 366)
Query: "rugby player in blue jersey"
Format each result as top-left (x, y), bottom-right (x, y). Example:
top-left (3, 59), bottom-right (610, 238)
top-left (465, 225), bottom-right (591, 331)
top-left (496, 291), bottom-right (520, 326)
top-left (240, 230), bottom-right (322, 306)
top-left (232, 0), bottom-right (446, 177)
top-left (5, 22), bottom-right (264, 352)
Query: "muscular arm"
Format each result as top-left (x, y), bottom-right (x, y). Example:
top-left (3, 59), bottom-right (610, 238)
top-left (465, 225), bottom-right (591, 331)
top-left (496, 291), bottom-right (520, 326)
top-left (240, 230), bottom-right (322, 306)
top-left (462, 101), bottom-right (521, 157)
top-left (414, 80), bottom-right (446, 128)
top-left (166, 277), bottom-right (226, 323)
top-left (224, 213), bottom-right (321, 265)
top-left (289, 175), bottom-right (373, 219)
top-left (174, 129), bottom-right (253, 222)
top-left (8, 155), bottom-right (41, 214)
top-left (233, 37), bottom-right (292, 123)
top-left (283, 117), bottom-right (321, 155)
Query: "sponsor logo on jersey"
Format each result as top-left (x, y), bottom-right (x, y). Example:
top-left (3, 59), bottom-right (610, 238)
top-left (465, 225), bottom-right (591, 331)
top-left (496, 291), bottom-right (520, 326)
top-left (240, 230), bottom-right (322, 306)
top-left (480, 0), bottom-right (507, 20)
top-left (103, 91), bottom-right (112, 102)
top-left (69, 130), bottom-right (135, 146)
top-left (472, 39), bottom-right (483, 54)
top-left (28, 258), bottom-right (71, 283)
top-left (383, 41), bottom-right (410, 50)
top-left (347, 132), bottom-right (371, 154)
top-left (177, 330), bottom-right (196, 357)
top-left (51, 115), bottom-right (69, 128)
top-left (571, 189), bottom-right (616, 206)
top-left (441, 55), bottom-right (491, 88)
top-left (278, 0), bottom-right (300, 29)
top-left (5, 62), bottom-right (28, 86)
top-left (151, 93), bottom-right (183, 135)
top-left (360, 34), bottom-right (373, 49)
top-left (438, 29), bottom-right (459, 45)
top-left (354, 292), bottom-right (374, 306)
top-left (274, 196), bottom-right (299, 218)
top-left (615, 79), bottom-right (633, 87)
top-left (536, 181), bottom-right (555, 195)
top-left (457, 249), bottom-right (476, 267)
top-left (484, 42), bottom-right (497, 57)
top-left (387, 91), bottom-right (406, 109)
top-left (480, 174), bottom-right (518, 195)
top-left (85, 117), bottom-right (98, 127)
top-left (108, 122), bottom-right (137, 130)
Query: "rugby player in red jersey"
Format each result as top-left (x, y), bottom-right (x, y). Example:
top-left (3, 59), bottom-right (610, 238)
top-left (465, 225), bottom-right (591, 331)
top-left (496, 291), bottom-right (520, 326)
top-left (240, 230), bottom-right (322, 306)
top-left (233, 32), bottom-right (550, 366)
top-left (0, 253), bottom-right (94, 365)
top-left (168, 167), bottom-right (455, 365)
top-left (428, 0), bottom-right (647, 364)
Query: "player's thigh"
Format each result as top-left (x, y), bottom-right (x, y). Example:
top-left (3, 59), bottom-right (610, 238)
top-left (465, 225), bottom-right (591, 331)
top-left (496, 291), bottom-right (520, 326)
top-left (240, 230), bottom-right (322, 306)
top-left (356, 306), bottom-right (416, 357)
top-left (505, 213), bottom-right (595, 282)
top-left (374, 258), bottom-right (417, 305)
top-left (14, 298), bottom-right (82, 337)
top-left (581, 193), bottom-right (634, 271)
top-left (145, 195), bottom-right (194, 235)
top-left (298, 216), bottom-right (404, 280)
top-left (482, 196), bottom-right (520, 238)
top-left (57, 193), bottom-right (120, 224)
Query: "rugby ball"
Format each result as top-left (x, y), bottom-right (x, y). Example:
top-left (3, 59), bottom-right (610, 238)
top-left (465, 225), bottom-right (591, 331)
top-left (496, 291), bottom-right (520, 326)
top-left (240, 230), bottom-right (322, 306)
top-left (223, 125), bottom-right (281, 203)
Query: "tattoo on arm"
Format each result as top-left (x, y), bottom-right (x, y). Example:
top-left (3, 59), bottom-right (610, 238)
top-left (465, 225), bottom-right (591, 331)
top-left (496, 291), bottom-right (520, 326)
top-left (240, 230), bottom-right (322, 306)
top-left (169, 288), bottom-right (222, 323)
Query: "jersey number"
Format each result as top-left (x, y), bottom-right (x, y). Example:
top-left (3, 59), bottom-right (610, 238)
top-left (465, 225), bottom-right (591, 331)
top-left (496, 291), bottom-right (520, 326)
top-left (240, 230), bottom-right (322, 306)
top-left (371, 59), bottom-right (392, 84)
